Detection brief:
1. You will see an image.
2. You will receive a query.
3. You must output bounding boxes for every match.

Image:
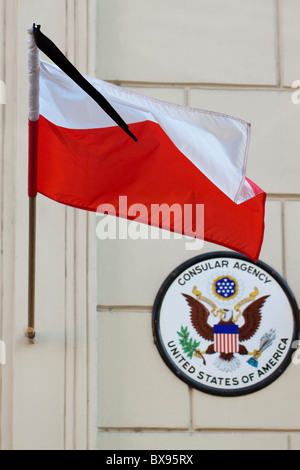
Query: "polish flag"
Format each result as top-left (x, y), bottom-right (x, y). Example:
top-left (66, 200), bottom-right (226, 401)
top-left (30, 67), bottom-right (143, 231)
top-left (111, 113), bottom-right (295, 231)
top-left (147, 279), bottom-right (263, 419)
top-left (28, 30), bottom-right (266, 261)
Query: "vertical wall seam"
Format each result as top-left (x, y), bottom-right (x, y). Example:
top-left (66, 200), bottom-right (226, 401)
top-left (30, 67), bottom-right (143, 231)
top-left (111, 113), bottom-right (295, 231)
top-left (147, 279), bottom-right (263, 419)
top-left (276, 0), bottom-right (284, 88)
top-left (0, 0), bottom-right (5, 450)
top-left (189, 388), bottom-right (194, 431)
top-left (63, 0), bottom-right (68, 451)
top-left (64, 205), bottom-right (67, 451)
top-left (85, 2), bottom-right (90, 449)
top-left (65, 0), bottom-right (77, 451)
top-left (281, 200), bottom-right (287, 281)
top-left (4, 0), bottom-right (18, 450)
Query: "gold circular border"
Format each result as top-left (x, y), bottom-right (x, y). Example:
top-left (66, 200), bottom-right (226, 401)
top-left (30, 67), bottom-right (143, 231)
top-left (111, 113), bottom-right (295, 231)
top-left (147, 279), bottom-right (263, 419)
top-left (212, 275), bottom-right (239, 301)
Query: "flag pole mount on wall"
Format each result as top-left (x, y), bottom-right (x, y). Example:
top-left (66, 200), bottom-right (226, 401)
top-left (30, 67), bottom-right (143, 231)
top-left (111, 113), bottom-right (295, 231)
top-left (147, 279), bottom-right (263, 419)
top-left (27, 25), bottom-right (40, 340)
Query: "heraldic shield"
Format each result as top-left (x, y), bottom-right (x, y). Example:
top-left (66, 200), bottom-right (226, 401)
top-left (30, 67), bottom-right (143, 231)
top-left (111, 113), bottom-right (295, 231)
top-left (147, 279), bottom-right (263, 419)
top-left (214, 324), bottom-right (239, 354)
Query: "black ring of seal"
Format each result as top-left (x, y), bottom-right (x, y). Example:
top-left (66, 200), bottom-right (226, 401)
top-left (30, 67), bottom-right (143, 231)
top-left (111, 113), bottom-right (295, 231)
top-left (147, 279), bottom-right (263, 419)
top-left (152, 252), bottom-right (300, 397)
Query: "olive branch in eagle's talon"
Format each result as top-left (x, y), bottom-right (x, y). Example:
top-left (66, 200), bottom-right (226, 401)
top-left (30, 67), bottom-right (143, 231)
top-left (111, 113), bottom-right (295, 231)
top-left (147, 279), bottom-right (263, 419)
top-left (177, 326), bottom-right (206, 365)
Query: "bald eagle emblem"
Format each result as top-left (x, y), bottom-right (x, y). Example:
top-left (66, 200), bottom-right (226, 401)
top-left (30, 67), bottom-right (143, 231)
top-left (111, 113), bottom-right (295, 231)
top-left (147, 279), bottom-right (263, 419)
top-left (182, 282), bottom-right (271, 372)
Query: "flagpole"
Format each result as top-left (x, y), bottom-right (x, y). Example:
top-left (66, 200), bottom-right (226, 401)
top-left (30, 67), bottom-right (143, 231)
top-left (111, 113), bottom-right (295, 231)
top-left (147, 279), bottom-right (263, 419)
top-left (27, 197), bottom-right (36, 339)
top-left (27, 26), bottom-right (40, 340)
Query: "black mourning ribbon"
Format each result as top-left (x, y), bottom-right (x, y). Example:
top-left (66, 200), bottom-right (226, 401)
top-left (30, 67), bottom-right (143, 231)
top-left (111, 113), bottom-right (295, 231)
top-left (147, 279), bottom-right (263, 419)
top-left (32, 24), bottom-right (138, 143)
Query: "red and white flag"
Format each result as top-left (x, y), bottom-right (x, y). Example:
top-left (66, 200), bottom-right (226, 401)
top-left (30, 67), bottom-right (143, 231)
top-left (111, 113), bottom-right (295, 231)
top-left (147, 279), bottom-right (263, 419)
top-left (28, 28), bottom-right (266, 261)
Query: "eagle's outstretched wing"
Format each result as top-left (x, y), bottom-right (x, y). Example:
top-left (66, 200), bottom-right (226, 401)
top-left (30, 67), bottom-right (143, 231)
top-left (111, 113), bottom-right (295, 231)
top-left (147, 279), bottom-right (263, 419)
top-left (182, 294), bottom-right (214, 341)
top-left (239, 295), bottom-right (270, 342)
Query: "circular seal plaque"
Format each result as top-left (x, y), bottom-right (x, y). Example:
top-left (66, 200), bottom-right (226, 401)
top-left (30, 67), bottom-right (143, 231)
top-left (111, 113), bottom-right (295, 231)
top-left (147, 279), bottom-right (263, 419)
top-left (153, 252), bottom-right (299, 397)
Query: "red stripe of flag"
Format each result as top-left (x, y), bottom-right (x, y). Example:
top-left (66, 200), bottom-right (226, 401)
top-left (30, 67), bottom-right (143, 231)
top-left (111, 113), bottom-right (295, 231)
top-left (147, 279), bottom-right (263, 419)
top-left (36, 116), bottom-right (266, 260)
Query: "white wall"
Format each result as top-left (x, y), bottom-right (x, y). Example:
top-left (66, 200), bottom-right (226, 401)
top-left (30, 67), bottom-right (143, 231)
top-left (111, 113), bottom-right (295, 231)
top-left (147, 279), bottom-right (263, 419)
top-left (1, 0), bottom-right (300, 451)
top-left (96, 0), bottom-right (300, 451)
top-left (0, 0), bottom-right (97, 450)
